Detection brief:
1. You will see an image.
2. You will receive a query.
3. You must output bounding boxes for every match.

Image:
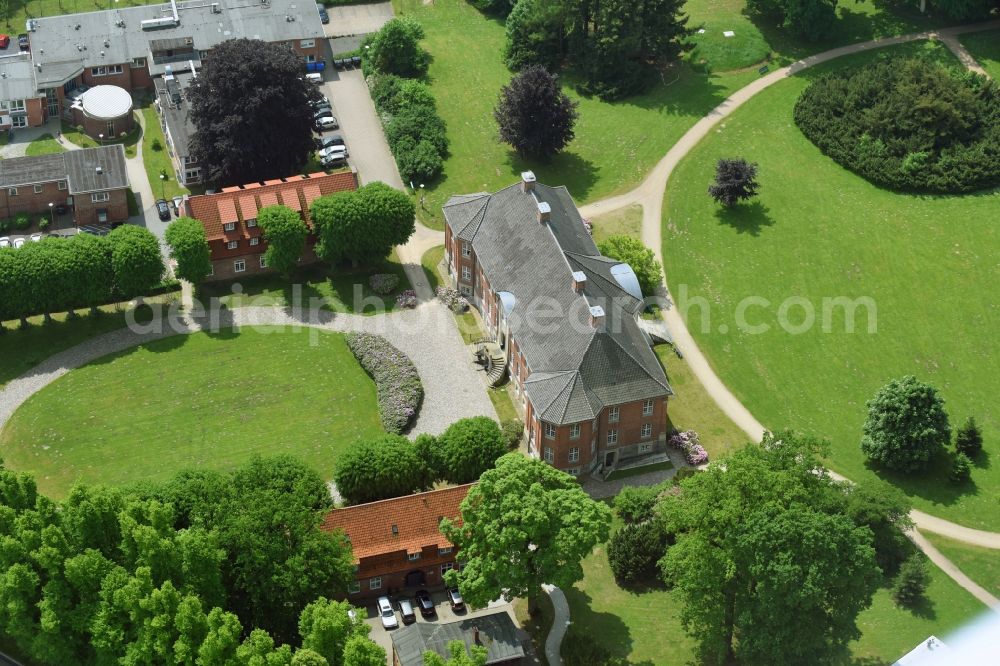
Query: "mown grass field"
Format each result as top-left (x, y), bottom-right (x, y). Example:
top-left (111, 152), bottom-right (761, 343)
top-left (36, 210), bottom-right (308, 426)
top-left (923, 532), bottom-right (1000, 598)
top-left (662, 40), bottom-right (1000, 529)
top-left (0, 327), bottom-right (383, 497)
top-left (24, 133), bottom-right (64, 156)
top-left (960, 29), bottom-right (1000, 80)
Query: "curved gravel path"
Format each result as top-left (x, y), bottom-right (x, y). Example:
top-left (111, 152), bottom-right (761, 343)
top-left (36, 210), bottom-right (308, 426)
top-left (542, 584), bottom-right (569, 666)
top-left (0, 303), bottom-right (497, 446)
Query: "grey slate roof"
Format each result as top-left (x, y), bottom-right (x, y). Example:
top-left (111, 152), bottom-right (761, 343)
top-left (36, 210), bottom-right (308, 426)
top-left (443, 181), bottom-right (671, 425)
top-left (390, 611), bottom-right (525, 666)
top-left (154, 72), bottom-right (196, 158)
top-left (0, 145), bottom-right (130, 194)
top-left (29, 0), bottom-right (326, 87)
top-left (0, 54), bottom-right (38, 101)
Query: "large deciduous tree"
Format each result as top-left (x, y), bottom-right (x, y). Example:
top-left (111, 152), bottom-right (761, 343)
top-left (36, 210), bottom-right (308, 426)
top-left (298, 597), bottom-right (367, 665)
top-left (861, 376), bottom-right (951, 473)
top-left (495, 65), bottom-right (579, 160)
top-left (708, 158), bottom-right (760, 207)
top-left (746, 0), bottom-right (837, 41)
top-left (363, 17), bottom-right (430, 77)
top-left (258, 205), bottom-right (309, 277)
top-left (423, 640), bottom-right (488, 666)
top-left (437, 417), bottom-right (507, 484)
top-left (596, 235), bottom-right (663, 297)
top-left (107, 225), bottom-right (164, 301)
top-left (164, 217), bottom-right (211, 285)
top-left (441, 454), bottom-right (612, 612)
top-left (333, 434), bottom-right (431, 505)
top-left (311, 182), bottom-right (415, 266)
top-left (659, 432), bottom-right (880, 665)
top-left (188, 38), bottom-right (321, 186)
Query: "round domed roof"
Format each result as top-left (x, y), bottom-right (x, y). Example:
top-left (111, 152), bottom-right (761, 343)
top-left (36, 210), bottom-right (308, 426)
top-left (81, 85), bottom-right (133, 120)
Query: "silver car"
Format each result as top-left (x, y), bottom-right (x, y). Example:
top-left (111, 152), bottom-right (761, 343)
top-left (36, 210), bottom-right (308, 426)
top-left (377, 596), bottom-right (398, 629)
top-left (29, 233), bottom-right (42, 242)
top-left (0, 236), bottom-right (10, 248)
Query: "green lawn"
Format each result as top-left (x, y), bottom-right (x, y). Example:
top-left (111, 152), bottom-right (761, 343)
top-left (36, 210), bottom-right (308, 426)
top-left (960, 29), bottom-right (1000, 80)
top-left (567, 510), bottom-right (987, 665)
top-left (513, 592), bottom-right (555, 666)
top-left (488, 385), bottom-right (518, 423)
top-left (141, 106), bottom-right (189, 200)
top-left (61, 116), bottom-right (141, 158)
top-left (662, 41), bottom-right (1000, 529)
top-left (421, 244), bottom-right (445, 291)
top-left (24, 133), bottom-right (65, 156)
top-left (922, 532), bottom-right (1000, 598)
top-left (0, 327), bottom-right (383, 498)
top-left (200, 254), bottom-right (411, 315)
top-left (421, 244), bottom-right (482, 343)
top-left (655, 345), bottom-right (750, 460)
top-left (589, 204), bottom-right (643, 244)
top-left (688, 14), bottom-right (771, 72)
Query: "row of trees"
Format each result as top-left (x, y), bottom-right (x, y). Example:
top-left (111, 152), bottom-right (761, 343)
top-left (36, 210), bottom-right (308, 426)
top-left (0, 226), bottom-right (164, 329)
top-left (0, 455), bottom-right (387, 664)
top-left (332, 417), bottom-right (508, 505)
top-left (498, 0), bottom-right (693, 100)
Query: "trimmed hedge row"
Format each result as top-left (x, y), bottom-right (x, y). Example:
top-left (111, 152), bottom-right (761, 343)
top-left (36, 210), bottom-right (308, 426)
top-left (368, 72), bottom-right (448, 184)
top-left (345, 331), bottom-right (423, 433)
top-left (794, 57), bottom-right (1000, 194)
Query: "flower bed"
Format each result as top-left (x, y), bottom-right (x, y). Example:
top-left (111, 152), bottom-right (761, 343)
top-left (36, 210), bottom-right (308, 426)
top-left (369, 273), bottom-right (400, 295)
top-left (396, 289), bottom-right (418, 309)
top-left (435, 286), bottom-right (469, 313)
top-left (669, 429), bottom-right (709, 466)
top-left (346, 332), bottom-right (423, 433)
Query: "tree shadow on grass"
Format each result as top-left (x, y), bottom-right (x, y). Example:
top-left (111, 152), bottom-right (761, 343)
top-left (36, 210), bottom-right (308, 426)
top-left (503, 150), bottom-right (600, 202)
top-left (866, 450), bottom-right (978, 509)
top-left (714, 200), bottom-right (775, 236)
top-left (562, 586), bottom-right (639, 661)
top-left (901, 592), bottom-right (937, 621)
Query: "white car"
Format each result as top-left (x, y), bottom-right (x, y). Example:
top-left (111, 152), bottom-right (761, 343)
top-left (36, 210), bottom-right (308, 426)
top-left (29, 233), bottom-right (42, 242)
top-left (13, 237), bottom-right (25, 248)
top-left (318, 144), bottom-right (349, 159)
top-left (0, 236), bottom-right (10, 248)
top-left (315, 115), bottom-right (338, 131)
top-left (377, 596), bottom-right (398, 629)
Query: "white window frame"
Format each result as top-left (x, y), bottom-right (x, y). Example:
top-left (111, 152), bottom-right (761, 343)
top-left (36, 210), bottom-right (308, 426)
top-left (348, 581), bottom-right (360, 594)
top-left (91, 66), bottom-right (107, 77)
top-left (608, 406), bottom-right (620, 423)
top-left (459, 284), bottom-right (472, 297)
top-left (408, 552), bottom-right (421, 561)
top-left (57, 180), bottom-right (67, 191)
top-left (641, 423), bottom-right (652, 439)
top-left (259, 255), bottom-right (267, 268)
top-left (91, 192), bottom-right (110, 203)
top-left (249, 237), bottom-right (259, 246)
top-left (7, 187), bottom-right (16, 196)
top-left (246, 218), bottom-right (257, 228)
top-left (568, 447), bottom-right (580, 463)
top-left (441, 562), bottom-right (454, 574)
top-left (461, 241), bottom-right (471, 257)
top-left (543, 423), bottom-right (556, 439)
top-left (305, 54), bottom-right (317, 63)
top-left (566, 467), bottom-right (580, 476)
top-left (369, 576), bottom-right (381, 591)
top-left (607, 430), bottom-right (618, 445)
top-left (544, 447), bottom-right (553, 464)
top-left (643, 399), bottom-right (654, 416)
top-left (234, 259), bottom-right (246, 273)
top-left (223, 222), bottom-right (236, 231)
top-left (208, 263), bottom-right (214, 277)
top-left (639, 443), bottom-right (653, 454)
top-left (438, 547), bottom-right (453, 555)
top-left (461, 265), bottom-right (471, 282)
top-left (570, 423), bottom-right (581, 439)
top-left (300, 38), bottom-right (316, 48)
top-left (33, 184), bottom-right (43, 194)
top-left (9, 99), bottom-right (25, 111)
top-left (130, 57), bottom-right (146, 69)
top-left (226, 240), bottom-right (238, 250)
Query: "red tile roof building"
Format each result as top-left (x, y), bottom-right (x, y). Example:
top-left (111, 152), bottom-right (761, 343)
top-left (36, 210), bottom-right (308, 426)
top-left (181, 170), bottom-right (358, 281)
top-left (321, 484), bottom-right (472, 599)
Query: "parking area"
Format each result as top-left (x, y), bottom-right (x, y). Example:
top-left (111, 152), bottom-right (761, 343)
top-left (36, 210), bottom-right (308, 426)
top-left (323, 1), bottom-right (394, 38)
top-left (358, 589), bottom-right (531, 664)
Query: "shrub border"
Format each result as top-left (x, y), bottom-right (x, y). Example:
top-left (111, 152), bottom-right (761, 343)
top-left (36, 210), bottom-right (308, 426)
top-left (345, 331), bottom-right (423, 434)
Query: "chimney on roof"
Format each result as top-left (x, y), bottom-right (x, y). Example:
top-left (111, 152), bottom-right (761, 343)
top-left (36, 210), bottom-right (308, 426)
top-left (520, 170), bottom-right (536, 193)
top-left (537, 201), bottom-right (551, 224)
top-left (572, 270), bottom-right (587, 293)
top-left (589, 305), bottom-right (605, 329)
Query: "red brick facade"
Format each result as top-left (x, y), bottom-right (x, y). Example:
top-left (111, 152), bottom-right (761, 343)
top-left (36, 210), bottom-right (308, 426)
top-left (0, 174), bottom-right (128, 227)
top-left (321, 485), bottom-right (471, 600)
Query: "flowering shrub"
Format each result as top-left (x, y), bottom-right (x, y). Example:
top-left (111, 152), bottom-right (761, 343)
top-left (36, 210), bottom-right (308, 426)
top-left (369, 273), bottom-right (400, 295)
top-left (435, 286), bottom-right (469, 313)
top-left (396, 289), bottom-right (418, 309)
top-left (582, 218), bottom-right (593, 235)
top-left (346, 332), bottom-right (423, 433)
top-left (669, 430), bottom-right (709, 466)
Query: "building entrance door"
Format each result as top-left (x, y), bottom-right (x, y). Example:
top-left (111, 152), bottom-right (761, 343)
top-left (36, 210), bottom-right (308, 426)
top-left (604, 451), bottom-right (616, 469)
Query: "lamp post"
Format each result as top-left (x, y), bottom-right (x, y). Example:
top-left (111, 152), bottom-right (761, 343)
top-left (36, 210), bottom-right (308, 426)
top-left (159, 174), bottom-right (166, 200)
top-left (98, 133), bottom-right (103, 147)
top-left (48, 202), bottom-right (54, 228)
top-left (419, 183), bottom-right (425, 211)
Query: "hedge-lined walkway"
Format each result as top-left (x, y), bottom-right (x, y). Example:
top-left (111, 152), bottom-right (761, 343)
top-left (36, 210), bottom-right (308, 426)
top-left (0, 301), bottom-right (497, 461)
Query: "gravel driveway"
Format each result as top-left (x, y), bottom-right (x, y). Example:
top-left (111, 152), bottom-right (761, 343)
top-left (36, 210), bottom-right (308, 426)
top-left (0, 303), bottom-right (496, 445)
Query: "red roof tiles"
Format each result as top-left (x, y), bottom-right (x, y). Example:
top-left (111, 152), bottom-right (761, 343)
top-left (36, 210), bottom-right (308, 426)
top-left (321, 484), bottom-right (472, 563)
top-left (184, 171), bottom-right (358, 241)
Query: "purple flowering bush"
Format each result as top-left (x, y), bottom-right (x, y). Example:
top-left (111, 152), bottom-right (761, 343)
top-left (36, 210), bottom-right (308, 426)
top-left (669, 430), bottom-right (709, 466)
top-left (369, 273), bottom-right (400, 295)
top-left (346, 332), bottom-right (423, 433)
top-left (435, 286), bottom-right (469, 313)
top-left (396, 289), bottom-right (418, 309)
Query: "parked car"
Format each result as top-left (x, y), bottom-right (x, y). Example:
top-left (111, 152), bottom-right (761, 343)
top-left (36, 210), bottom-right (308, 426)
top-left (310, 96), bottom-right (330, 109)
top-left (415, 589), bottom-right (435, 618)
top-left (12, 237), bottom-right (25, 249)
top-left (0, 35), bottom-right (9, 49)
top-left (155, 199), bottom-right (171, 221)
top-left (377, 596), bottom-right (398, 630)
top-left (319, 144), bottom-right (349, 160)
top-left (398, 598), bottom-right (416, 625)
top-left (305, 72), bottom-right (323, 85)
top-left (17, 34), bottom-right (28, 51)
top-left (29, 233), bottom-right (42, 242)
top-left (0, 236), bottom-right (10, 249)
top-left (320, 153), bottom-right (347, 169)
top-left (318, 7), bottom-right (329, 24)
top-left (312, 105), bottom-right (333, 120)
top-left (448, 588), bottom-right (465, 612)
top-left (316, 134), bottom-right (345, 150)
top-left (314, 116), bottom-right (339, 131)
